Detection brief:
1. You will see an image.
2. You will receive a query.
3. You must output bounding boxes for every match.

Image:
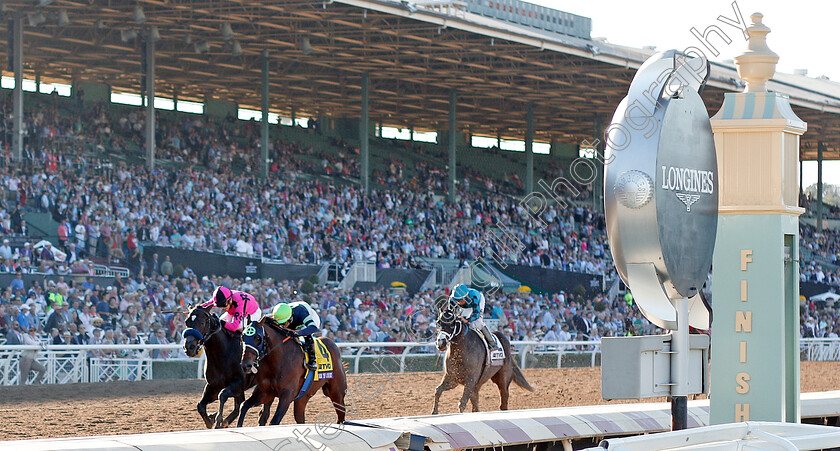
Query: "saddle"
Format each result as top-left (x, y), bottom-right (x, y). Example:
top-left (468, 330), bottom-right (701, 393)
top-left (297, 336), bottom-right (334, 381)
top-left (262, 318), bottom-right (335, 381)
top-left (470, 326), bottom-right (505, 366)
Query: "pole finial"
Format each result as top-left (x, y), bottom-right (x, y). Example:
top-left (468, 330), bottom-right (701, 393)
top-left (734, 12), bottom-right (779, 93)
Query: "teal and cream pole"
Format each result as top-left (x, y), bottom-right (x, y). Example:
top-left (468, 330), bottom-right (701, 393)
top-left (709, 13), bottom-right (806, 424)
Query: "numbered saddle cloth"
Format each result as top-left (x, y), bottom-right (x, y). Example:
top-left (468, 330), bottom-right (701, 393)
top-left (299, 337), bottom-right (334, 381)
top-left (471, 327), bottom-right (506, 366)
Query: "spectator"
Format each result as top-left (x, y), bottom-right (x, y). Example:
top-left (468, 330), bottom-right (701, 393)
top-left (10, 271), bottom-right (24, 292)
top-left (16, 304), bottom-right (32, 331)
top-left (160, 256), bottom-right (173, 279)
top-left (0, 239), bottom-right (11, 260)
top-left (5, 321), bottom-right (23, 344)
top-left (20, 327), bottom-right (46, 385)
top-left (147, 328), bottom-right (170, 359)
top-left (40, 242), bottom-right (55, 265)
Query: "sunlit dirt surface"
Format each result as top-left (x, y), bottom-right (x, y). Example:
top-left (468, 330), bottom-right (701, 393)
top-left (1, 363), bottom-right (838, 440)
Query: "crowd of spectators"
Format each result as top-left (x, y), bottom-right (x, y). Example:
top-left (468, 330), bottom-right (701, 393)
top-left (1, 94), bottom-right (840, 362)
top-left (0, 128), bottom-right (611, 279)
top-left (0, 267), bottom-right (660, 358)
top-left (0, 159), bottom-right (608, 275)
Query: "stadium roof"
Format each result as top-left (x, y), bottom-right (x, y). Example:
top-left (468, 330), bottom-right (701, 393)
top-left (1, 0), bottom-right (839, 159)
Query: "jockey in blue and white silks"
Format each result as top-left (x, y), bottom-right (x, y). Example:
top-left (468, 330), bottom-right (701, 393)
top-left (449, 284), bottom-right (500, 350)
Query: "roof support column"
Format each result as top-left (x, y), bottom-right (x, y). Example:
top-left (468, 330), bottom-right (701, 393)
top-left (593, 114), bottom-right (604, 211)
top-left (360, 72), bottom-right (370, 194)
top-left (261, 50), bottom-right (270, 179)
top-left (817, 141), bottom-right (824, 232)
top-left (145, 36), bottom-right (155, 170)
top-left (525, 102), bottom-right (534, 194)
top-left (448, 88), bottom-right (457, 203)
top-left (11, 15), bottom-right (23, 160)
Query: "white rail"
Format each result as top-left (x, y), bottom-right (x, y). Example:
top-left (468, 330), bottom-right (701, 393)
top-left (0, 340), bottom-right (597, 385)
top-left (0, 338), bottom-right (834, 386)
top-left (0, 344), bottom-right (204, 385)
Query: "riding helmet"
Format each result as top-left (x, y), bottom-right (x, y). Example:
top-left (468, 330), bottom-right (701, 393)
top-left (213, 286), bottom-right (233, 308)
top-left (450, 284), bottom-right (469, 301)
top-left (273, 303), bottom-right (292, 323)
top-left (467, 288), bottom-right (481, 305)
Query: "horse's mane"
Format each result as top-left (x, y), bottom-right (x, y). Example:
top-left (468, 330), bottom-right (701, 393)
top-left (258, 317), bottom-right (296, 339)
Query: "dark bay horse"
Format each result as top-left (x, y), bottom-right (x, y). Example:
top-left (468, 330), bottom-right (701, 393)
top-left (237, 318), bottom-right (347, 427)
top-left (432, 308), bottom-right (536, 414)
top-left (183, 304), bottom-right (270, 428)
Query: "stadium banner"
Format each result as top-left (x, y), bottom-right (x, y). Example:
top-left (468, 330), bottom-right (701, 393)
top-left (375, 268), bottom-right (431, 294)
top-left (801, 282), bottom-right (835, 300)
top-left (143, 246), bottom-right (262, 279)
top-left (496, 265), bottom-right (603, 296)
top-left (141, 246), bottom-right (329, 282)
top-left (261, 263), bottom-right (321, 282)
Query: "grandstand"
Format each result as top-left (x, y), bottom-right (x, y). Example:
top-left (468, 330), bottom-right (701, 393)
top-left (0, 0), bottom-right (837, 396)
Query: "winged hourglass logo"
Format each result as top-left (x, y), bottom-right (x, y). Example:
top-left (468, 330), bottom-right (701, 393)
top-left (675, 193), bottom-right (701, 212)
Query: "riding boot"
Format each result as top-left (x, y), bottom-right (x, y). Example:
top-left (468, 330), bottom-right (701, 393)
top-left (481, 325), bottom-right (500, 350)
top-left (303, 336), bottom-right (317, 371)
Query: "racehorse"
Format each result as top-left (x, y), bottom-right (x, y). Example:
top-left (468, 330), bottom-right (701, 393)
top-left (432, 308), bottom-right (536, 414)
top-left (183, 304), bottom-right (270, 428)
top-left (237, 317), bottom-right (347, 427)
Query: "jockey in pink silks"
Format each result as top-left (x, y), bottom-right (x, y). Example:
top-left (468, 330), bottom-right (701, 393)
top-left (202, 286), bottom-right (262, 333)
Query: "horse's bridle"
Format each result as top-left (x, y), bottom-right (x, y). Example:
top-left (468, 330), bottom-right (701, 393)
top-left (436, 310), bottom-right (466, 347)
top-left (244, 323), bottom-right (288, 365)
top-left (186, 308), bottom-right (222, 350)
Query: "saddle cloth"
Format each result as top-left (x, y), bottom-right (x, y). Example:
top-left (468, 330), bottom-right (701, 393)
top-left (471, 327), bottom-right (505, 366)
top-left (297, 337), bottom-right (334, 381)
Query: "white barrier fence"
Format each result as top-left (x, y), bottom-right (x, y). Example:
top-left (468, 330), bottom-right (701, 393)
top-left (0, 344), bottom-right (201, 385)
top-left (0, 338), bottom-right (835, 386)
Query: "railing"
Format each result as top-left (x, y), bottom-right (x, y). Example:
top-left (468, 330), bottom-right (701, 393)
top-left (93, 264), bottom-right (130, 278)
top-left (1, 338), bottom-right (834, 386)
top-left (338, 262), bottom-right (376, 291)
top-left (0, 340), bottom-right (601, 385)
top-left (0, 344), bottom-right (203, 385)
top-left (316, 262), bottom-right (331, 285)
top-left (323, 262), bottom-right (342, 285)
top-left (801, 338), bottom-right (840, 361)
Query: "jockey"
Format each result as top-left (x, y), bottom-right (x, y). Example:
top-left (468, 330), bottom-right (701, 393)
top-left (449, 284), bottom-right (500, 351)
top-left (273, 301), bottom-right (321, 371)
top-left (202, 286), bottom-right (262, 333)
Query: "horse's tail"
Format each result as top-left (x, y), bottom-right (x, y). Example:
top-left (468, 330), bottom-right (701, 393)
top-left (511, 363), bottom-right (536, 392)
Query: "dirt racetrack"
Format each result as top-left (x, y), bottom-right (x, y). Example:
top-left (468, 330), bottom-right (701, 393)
top-left (1, 362), bottom-right (839, 441)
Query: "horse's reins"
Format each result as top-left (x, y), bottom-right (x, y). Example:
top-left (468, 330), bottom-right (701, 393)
top-left (249, 325), bottom-right (296, 365)
top-left (437, 310), bottom-right (466, 344)
top-left (190, 312), bottom-right (222, 349)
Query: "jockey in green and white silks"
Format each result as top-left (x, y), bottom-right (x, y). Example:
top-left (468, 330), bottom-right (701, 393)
top-left (273, 301), bottom-right (321, 370)
top-left (449, 284), bottom-right (500, 351)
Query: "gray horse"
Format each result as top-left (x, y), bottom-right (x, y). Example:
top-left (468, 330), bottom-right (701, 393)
top-left (432, 308), bottom-right (536, 414)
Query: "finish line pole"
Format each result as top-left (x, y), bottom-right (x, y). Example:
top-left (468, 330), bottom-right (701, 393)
top-left (671, 297), bottom-right (689, 430)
